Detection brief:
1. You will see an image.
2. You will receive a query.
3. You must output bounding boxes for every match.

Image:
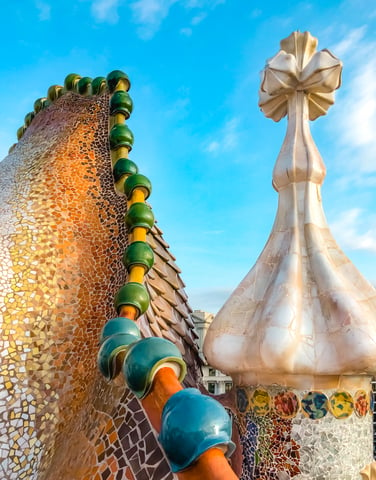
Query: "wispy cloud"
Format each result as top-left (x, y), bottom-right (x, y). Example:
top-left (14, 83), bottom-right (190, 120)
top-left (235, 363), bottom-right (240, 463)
top-left (250, 8), bottom-right (262, 18)
top-left (331, 26), bottom-right (367, 57)
top-left (329, 27), bottom-right (376, 175)
top-left (330, 208), bottom-right (376, 254)
top-left (334, 61), bottom-right (376, 155)
top-left (130, 0), bottom-right (178, 39)
top-left (179, 10), bottom-right (206, 36)
top-left (203, 230), bottom-right (224, 235)
top-left (180, 27), bottom-right (192, 36)
top-left (35, 1), bottom-right (51, 21)
top-left (131, 0), bottom-right (224, 39)
top-left (206, 140), bottom-right (220, 153)
top-left (205, 118), bottom-right (240, 154)
top-left (191, 11), bottom-right (206, 24)
top-left (91, 0), bottom-right (121, 24)
top-left (165, 96), bottom-right (191, 119)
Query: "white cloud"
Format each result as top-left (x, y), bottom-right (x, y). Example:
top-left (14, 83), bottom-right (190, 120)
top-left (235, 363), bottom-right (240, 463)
top-left (130, 0), bottom-right (178, 39)
top-left (329, 28), bottom-right (376, 174)
top-left (180, 27), bottom-right (192, 36)
top-left (203, 230), bottom-right (224, 235)
top-left (165, 96), bottom-right (190, 119)
top-left (131, 0), bottom-right (224, 39)
top-left (251, 8), bottom-right (262, 18)
top-left (206, 140), bottom-right (220, 153)
top-left (35, 1), bottom-right (51, 21)
top-left (179, 10), bottom-right (206, 36)
top-left (330, 208), bottom-right (376, 254)
top-left (184, 0), bottom-right (224, 7)
top-left (205, 118), bottom-right (240, 154)
top-left (332, 172), bottom-right (376, 192)
top-left (338, 62), bottom-right (376, 148)
top-left (91, 0), bottom-right (120, 23)
top-left (191, 11), bottom-right (206, 24)
top-left (331, 26), bottom-right (367, 57)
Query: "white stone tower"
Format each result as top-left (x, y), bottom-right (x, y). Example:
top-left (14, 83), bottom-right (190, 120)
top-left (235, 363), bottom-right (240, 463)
top-left (204, 31), bottom-right (376, 479)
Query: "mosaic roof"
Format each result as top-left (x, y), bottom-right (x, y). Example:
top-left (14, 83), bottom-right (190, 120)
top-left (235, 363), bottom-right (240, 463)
top-left (0, 77), bottom-right (201, 479)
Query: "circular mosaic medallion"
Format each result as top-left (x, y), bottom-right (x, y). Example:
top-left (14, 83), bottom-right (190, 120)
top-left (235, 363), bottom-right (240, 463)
top-left (250, 389), bottom-right (271, 416)
top-left (329, 391), bottom-right (354, 419)
top-left (273, 391), bottom-right (300, 419)
top-left (236, 387), bottom-right (249, 413)
top-left (354, 390), bottom-right (369, 417)
top-left (301, 391), bottom-right (329, 420)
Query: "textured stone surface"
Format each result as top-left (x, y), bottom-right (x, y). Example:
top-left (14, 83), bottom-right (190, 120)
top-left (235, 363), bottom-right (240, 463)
top-left (0, 90), bottom-right (201, 479)
top-left (204, 31), bottom-right (376, 388)
top-left (204, 31), bottom-right (376, 479)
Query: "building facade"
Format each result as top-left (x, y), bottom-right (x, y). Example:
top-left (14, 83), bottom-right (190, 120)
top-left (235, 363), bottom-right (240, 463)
top-left (192, 310), bottom-right (233, 395)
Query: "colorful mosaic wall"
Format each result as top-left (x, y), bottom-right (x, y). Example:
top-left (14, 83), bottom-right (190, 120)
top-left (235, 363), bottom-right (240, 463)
top-left (234, 386), bottom-right (373, 479)
top-left (0, 78), bottom-right (201, 479)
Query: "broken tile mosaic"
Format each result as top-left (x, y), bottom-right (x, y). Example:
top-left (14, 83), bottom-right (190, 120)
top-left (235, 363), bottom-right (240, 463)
top-left (0, 84), bottom-right (201, 479)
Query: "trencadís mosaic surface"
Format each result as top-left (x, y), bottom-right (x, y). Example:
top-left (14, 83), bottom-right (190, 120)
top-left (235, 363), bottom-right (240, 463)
top-left (234, 386), bottom-right (373, 479)
top-left (0, 76), bottom-right (201, 479)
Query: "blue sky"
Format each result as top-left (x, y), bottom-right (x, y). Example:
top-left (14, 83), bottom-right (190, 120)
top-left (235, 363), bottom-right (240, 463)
top-left (0, 0), bottom-right (375, 313)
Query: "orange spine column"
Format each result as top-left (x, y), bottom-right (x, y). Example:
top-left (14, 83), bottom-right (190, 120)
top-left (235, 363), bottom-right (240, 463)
top-left (98, 70), bottom-right (238, 480)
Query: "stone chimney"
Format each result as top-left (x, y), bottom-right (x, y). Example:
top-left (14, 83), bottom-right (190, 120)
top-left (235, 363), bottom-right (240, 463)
top-left (204, 31), bottom-right (376, 479)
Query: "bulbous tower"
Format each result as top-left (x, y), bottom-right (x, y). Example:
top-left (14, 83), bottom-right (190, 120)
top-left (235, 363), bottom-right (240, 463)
top-left (204, 31), bottom-right (376, 479)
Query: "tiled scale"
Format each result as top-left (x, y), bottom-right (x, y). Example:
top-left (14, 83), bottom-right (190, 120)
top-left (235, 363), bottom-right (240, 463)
top-left (0, 74), bottom-right (202, 479)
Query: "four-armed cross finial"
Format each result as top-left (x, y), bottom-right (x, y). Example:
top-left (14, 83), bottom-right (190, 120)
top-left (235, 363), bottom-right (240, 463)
top-left (259, 30), bottom-right (342, 121)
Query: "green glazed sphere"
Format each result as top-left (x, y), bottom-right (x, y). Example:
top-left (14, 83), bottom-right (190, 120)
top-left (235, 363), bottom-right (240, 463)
top-left (97, 334), bottom-right (136, 380)
top-left (109, 124), bottom-right (134, 151)
top-left (77, 76), bottom-right (92, 95)
top-left (122, 241), bottom-right (154, 273)
top-left (24, 112), bottom-right (35, 127)
top-left (64, 73), bottom-right (81, 91)
top-left (110, 91), bottom-right (133, 118)
top-left (17, 125), bottom-right (26, 140)
top-left (159, 389), bottom-right (236, 472)
top-left (124, 174), bottom-right (152, 200)
top-left (34, 97), bottom-right (48, 113)
top-left (113, 158), bottom-right (138, 182)
top-left (114, 282), bottom-right (150, 316)
top-left (107, 70), bottom-right (131, 93)
top-left (41, 98), bottom-right (51, 109)
top-left (47, 85), bottom-right (64, 102)
top-left (99, 317), bottom-right (141, 344)
top-left (125, 203), bottom-right (154, 232)
top-left (92, 76), bottom-right (107, 95)
top-left (123, 337), bottom-right (186, 399)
